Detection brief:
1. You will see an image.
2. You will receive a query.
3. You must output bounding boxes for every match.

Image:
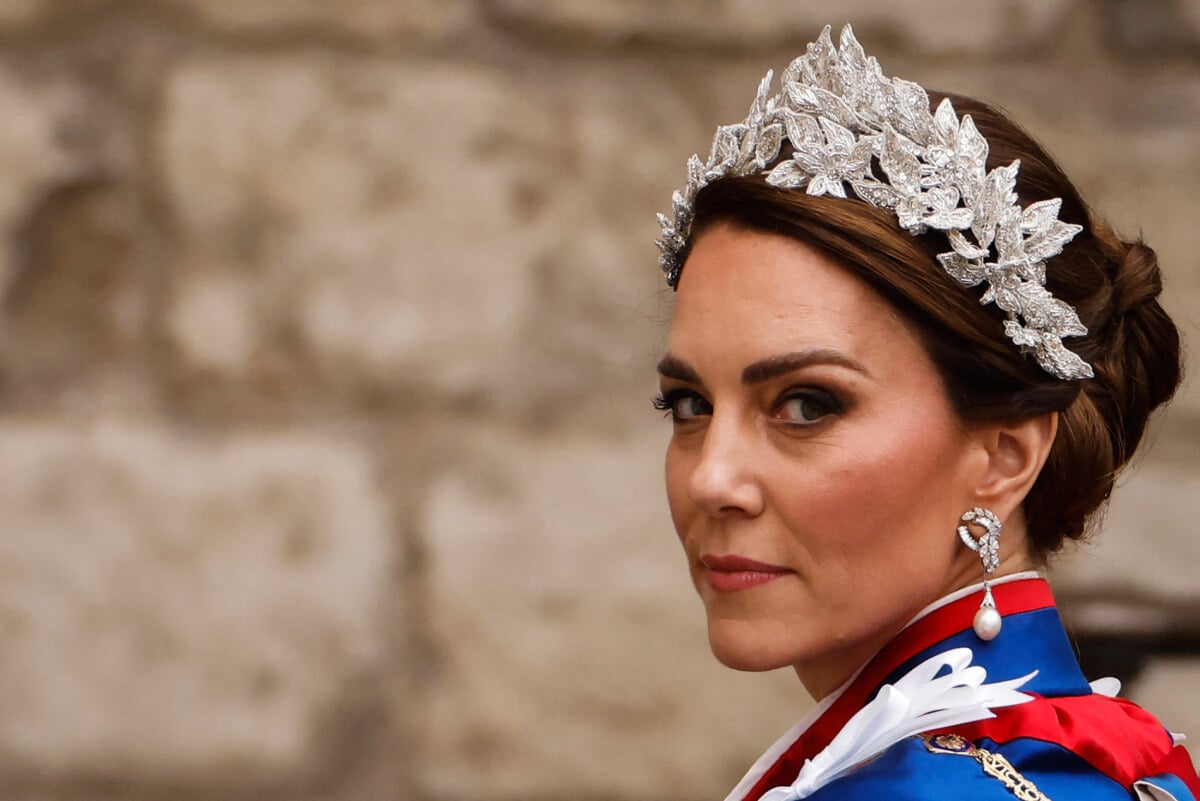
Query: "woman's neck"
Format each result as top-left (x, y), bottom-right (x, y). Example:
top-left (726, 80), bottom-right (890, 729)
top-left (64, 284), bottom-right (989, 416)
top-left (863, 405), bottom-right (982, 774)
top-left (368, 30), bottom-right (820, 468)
top-left (793, 569), bottom-right (1044, 701)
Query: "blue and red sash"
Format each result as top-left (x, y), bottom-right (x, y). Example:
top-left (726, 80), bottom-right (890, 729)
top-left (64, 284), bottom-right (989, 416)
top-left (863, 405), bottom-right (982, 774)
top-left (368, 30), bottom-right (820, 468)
top-left (730, 578), bottom-right (1200, 801)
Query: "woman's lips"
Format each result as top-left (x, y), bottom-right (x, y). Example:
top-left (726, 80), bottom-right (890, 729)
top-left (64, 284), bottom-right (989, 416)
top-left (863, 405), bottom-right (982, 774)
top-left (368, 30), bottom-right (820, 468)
top-left (700, 554), bottom-right (792, 592)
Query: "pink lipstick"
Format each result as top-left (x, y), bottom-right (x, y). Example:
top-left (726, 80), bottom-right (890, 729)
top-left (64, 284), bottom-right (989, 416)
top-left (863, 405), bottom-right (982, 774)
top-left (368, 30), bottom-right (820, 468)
top-left (700, 554), bottom-right (791, 592)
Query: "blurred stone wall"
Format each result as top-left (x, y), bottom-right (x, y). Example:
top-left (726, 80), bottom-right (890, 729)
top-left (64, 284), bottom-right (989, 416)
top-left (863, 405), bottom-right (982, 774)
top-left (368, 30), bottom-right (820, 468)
top-left (0, 2), bottom-right (1197, 800)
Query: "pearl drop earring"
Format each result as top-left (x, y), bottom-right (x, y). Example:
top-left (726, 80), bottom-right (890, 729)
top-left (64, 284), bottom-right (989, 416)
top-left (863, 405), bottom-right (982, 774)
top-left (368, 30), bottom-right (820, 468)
top-left (957, 507), bottom-right (1003, 641)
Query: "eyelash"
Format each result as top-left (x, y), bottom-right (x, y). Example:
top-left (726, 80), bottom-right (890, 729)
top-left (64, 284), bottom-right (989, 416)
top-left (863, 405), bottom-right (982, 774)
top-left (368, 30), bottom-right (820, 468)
top-left (652, 388), bottom-right (707, 420)
top-left (775, 389), bottom-right (843, 425)
top-left (652, 388), bottom-right (844, 425)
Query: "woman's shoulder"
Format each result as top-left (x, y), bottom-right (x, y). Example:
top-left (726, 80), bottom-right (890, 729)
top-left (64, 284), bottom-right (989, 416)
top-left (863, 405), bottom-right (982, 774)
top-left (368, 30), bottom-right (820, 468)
top-left (807, 733), bottom-right (1169, 801)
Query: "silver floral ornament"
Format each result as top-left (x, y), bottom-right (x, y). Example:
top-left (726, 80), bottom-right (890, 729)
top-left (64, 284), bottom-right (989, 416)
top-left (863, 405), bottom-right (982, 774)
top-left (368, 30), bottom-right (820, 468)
top-left (655, 24), bottom-right (1093, 381)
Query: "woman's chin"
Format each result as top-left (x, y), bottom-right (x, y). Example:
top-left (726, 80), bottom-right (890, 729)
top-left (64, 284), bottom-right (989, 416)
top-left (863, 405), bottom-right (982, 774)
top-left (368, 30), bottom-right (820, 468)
top-left (707, 627), bottom-right (797, 673)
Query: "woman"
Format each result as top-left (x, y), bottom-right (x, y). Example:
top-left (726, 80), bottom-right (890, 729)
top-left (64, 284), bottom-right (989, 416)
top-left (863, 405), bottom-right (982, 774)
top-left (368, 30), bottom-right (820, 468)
top-left (653, 25), bottom-right (1199, 801)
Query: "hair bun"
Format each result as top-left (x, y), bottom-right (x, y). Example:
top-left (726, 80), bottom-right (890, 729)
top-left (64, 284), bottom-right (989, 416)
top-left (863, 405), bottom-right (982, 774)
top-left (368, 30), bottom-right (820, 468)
top-left (1110, 240), bottom-right (1164, 316)
top-left (1088, 234), bottom-right (1181, 470)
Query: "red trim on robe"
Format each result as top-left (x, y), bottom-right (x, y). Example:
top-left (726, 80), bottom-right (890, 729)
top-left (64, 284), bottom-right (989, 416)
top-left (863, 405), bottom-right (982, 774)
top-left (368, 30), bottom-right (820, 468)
top-left (943, 694), bottom-right (1200, 800)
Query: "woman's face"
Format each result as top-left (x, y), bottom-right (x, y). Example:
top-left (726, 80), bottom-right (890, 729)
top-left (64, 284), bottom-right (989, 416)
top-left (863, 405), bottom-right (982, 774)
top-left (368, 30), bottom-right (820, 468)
top-left (659, 223), bottom-right (991, 699)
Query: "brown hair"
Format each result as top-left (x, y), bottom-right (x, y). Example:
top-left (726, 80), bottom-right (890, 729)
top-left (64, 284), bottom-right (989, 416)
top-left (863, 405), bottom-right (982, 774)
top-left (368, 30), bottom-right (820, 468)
top-left (680, 92), bottom-right (1182, 561)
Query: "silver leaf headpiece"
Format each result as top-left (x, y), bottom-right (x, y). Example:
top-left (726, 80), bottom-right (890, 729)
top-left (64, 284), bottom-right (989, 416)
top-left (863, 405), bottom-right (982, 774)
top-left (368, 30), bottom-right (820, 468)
top-left (656, 24), bottom-right (1093, 381)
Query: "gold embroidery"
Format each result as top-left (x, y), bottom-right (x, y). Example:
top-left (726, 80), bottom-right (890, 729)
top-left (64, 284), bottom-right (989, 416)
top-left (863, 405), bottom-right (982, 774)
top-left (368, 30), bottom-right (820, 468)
top-left (921, 734), bottom-right (1051, 801)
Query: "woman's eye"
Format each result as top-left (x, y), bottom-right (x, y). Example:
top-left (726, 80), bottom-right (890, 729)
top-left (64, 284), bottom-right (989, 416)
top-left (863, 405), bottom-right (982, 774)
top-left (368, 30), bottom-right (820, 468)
top-left (777, 392), bottom-right (837, 425)
top-left (653, 390), bottom-right (712, 421)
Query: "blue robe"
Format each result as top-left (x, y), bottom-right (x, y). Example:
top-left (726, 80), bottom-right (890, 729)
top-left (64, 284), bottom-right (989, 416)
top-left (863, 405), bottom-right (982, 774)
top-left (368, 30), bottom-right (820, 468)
top-left (724, 576), bottom-right (1200, 801)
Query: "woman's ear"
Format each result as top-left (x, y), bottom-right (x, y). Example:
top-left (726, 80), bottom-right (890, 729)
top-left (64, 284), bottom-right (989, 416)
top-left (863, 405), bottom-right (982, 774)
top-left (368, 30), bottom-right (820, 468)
top-left (970, 412), bottom-right (1058, 521)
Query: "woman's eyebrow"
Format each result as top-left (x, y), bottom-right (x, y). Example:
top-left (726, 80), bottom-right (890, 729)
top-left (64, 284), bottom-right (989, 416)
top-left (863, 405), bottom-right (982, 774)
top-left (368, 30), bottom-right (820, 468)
top-left (741, 349), bottom-right (870, 385)
top-left (656, 354), bottom-right (701, 383)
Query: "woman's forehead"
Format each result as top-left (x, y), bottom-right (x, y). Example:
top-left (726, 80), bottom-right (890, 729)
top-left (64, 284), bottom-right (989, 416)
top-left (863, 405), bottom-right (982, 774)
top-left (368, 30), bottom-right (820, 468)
top-left (668, 224), bottom-right (919, 369)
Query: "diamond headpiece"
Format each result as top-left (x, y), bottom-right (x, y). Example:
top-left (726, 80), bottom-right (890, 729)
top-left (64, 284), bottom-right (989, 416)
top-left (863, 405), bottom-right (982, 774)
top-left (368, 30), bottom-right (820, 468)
top-left (656, 24), bottom-right (1093, 381)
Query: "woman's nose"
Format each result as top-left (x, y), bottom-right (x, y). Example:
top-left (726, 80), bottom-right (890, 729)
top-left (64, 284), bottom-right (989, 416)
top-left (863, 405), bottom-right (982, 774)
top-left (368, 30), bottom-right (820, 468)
top-left (687, 414), bottom-right (765, 518)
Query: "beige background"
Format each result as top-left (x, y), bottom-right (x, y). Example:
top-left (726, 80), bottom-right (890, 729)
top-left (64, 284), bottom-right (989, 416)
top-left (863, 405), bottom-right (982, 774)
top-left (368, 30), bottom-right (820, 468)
top-left (0, 2), bottom-right (1197, 800)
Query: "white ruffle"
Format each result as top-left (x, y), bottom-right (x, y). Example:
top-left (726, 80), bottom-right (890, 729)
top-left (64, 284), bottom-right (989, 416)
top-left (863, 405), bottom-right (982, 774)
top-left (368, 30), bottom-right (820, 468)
top-left (1134, 779), bottom-right (1184, 801)
top-left (758, 647), bottom-right (1036, 801)
top-left (1089, 676), bottom-right (1122, 698)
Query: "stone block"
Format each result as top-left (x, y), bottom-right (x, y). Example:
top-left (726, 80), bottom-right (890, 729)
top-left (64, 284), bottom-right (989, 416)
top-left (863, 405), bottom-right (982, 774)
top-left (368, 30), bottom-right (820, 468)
top-left (166, 266), bottom-right (264, 378)
top-left (487, 0), bottom-right (1074, 54)
top-left (0, 420), bottom-right (395, 789)
top-left (1055, 447), bottom-right (1200, 598)
top-left (159, 55), bottom-right (676, 418)
top-left (1097, 0), bottom-right (1200, 56)
top-left (0, 69), bottom-right (140, 415)
top-left (0, 179), bottom-right (153, 414)
top-left (0, 0), bottom-right (46, 27)
top-left (0, 68), bottom-right (92, 296)
top-left (1186, 0), bottom-right (1200, 40)
top-left (420, 422), bottom-right (810, 800)
top-left (158, 57), bottom-right (531, 404)
top-left (174, 0), bottom-right (473, 41)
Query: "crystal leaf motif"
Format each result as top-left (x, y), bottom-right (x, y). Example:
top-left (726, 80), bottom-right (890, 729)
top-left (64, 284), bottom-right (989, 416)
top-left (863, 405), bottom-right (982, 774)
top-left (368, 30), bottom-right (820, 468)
top-left (655, 24), bottom-right (1092, 381)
